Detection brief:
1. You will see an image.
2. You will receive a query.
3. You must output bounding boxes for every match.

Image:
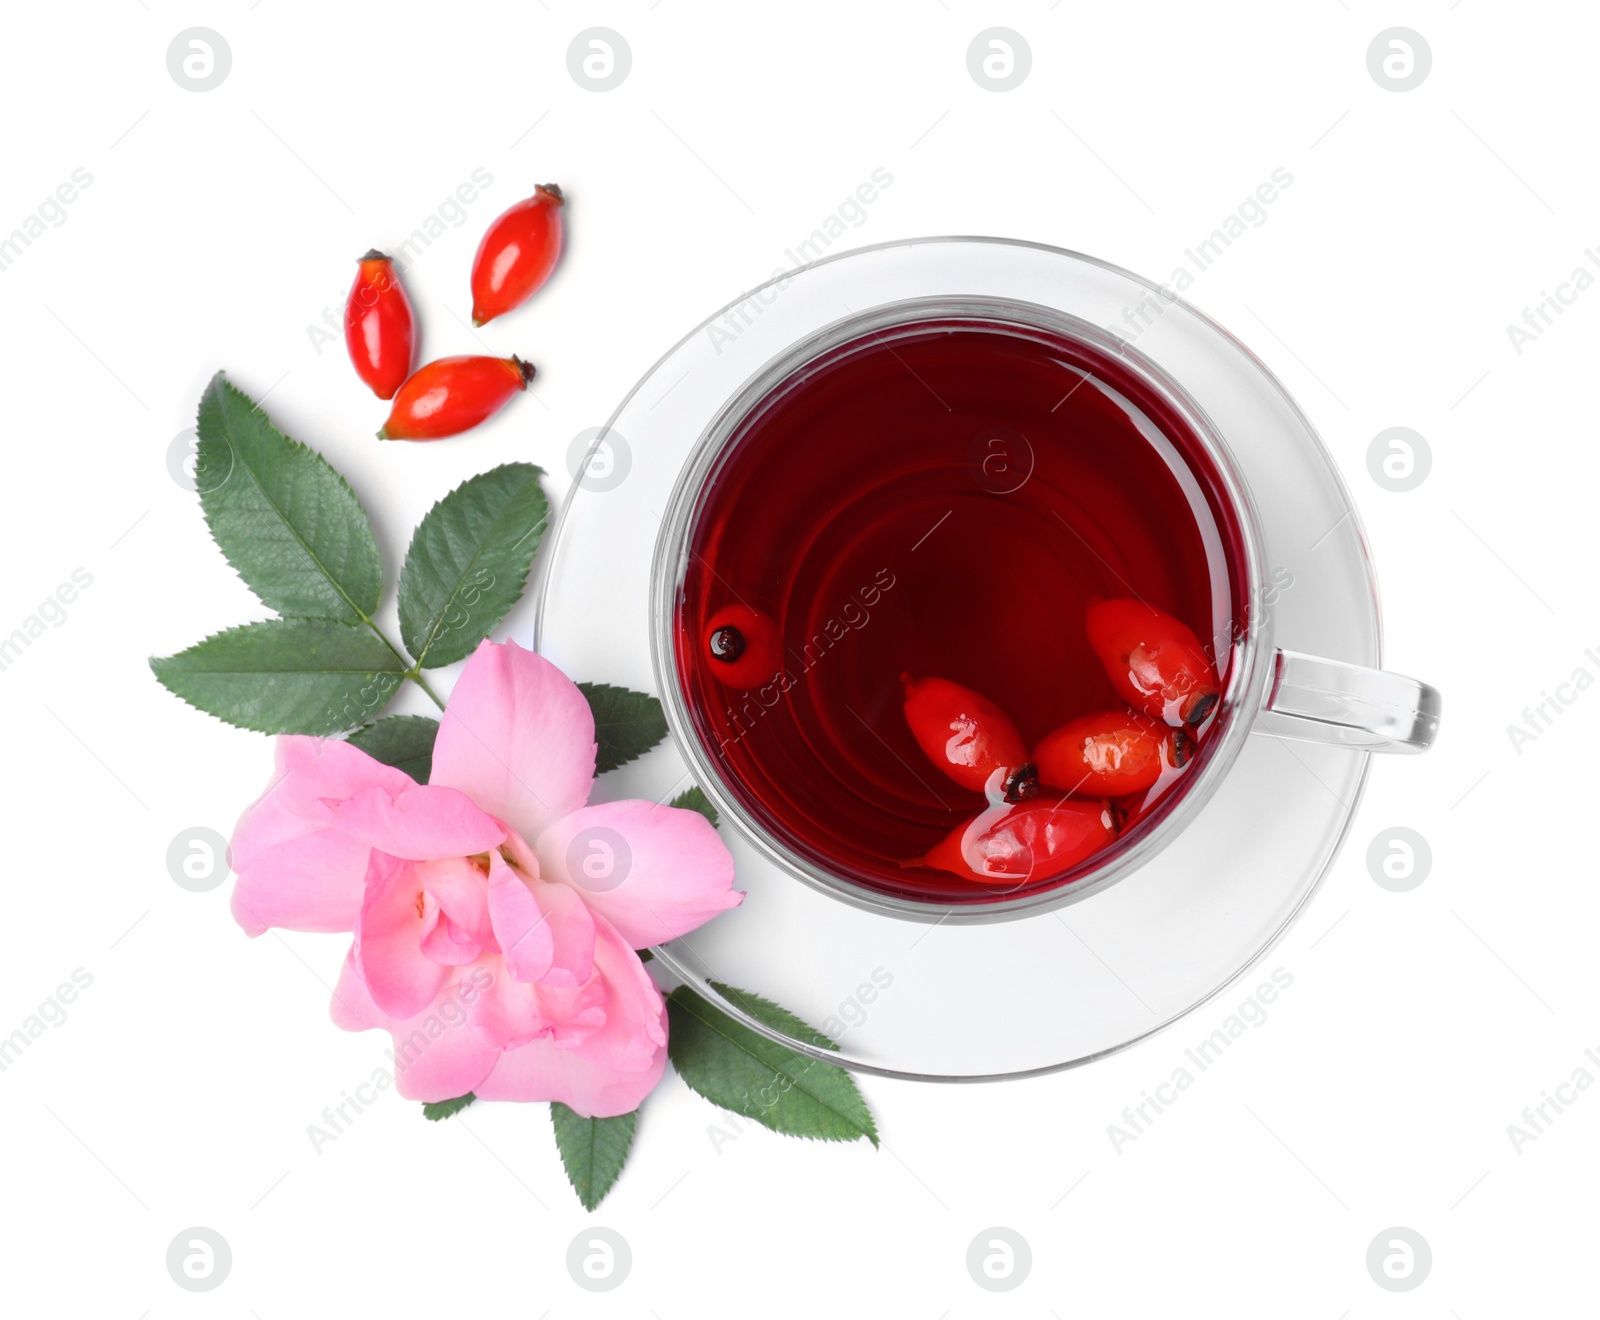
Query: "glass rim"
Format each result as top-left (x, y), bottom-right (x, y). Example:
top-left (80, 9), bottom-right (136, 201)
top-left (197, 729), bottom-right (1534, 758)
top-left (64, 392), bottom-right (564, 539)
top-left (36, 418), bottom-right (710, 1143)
top-left (647, 290), bottom-right (1273, 924)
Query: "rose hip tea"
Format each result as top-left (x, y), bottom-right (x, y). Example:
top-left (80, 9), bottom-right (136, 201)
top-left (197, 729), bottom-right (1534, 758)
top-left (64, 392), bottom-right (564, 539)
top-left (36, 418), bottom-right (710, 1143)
top-left (672, 314), bottom-right (1248, 906)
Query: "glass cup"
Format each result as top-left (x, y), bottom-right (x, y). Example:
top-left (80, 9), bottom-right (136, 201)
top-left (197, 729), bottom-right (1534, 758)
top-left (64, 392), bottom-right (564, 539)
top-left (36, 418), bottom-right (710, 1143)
top-left (650, 297), bottom-right (1440, 923)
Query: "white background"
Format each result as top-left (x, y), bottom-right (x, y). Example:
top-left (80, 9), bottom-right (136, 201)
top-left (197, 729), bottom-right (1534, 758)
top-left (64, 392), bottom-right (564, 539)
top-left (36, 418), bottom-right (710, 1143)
top-left (1, 1), bottom-right (1593, 1314)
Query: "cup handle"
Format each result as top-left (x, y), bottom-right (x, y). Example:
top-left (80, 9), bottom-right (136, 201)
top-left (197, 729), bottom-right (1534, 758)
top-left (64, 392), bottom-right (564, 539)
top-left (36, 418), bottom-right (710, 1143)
top-left (1254, 649), bottom-right (1441, 753)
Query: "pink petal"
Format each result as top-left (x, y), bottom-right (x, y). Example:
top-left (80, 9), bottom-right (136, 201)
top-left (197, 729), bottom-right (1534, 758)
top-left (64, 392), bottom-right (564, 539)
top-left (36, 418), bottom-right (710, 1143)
top-left (471, 962), bottom-right (606, 1053)
top-left (330, 952), bottom-right (502, 1103)
top-left (486, 853), bottom-right (552, 982)
top-left (474, 1032), bottom-right (666, 1118)
top-left (535, 799), bottom-right (742, 948)
top-left (568, 916), bottom-right (669, 1068)
top-left (354, 854), bottom-right (449, 1018)
top-left (419, 911), bottom-right (481, 966)
top-left (531, 880), bottom-right (598, 988)
top-left (473, 916), bottom-right (667, 1116)
top-left (328, 784), bottom-right (504, 861)
top-left (229, 736), bottom-right (414, 936)
top-left (330, 946), bottom-right (383, 1032)
top-left (233, 736), bottom-right (416, 863)
top-left (230, 828), bottom-right (370, 937)
top-left (390, 1027), bottom-right (499, 1102)
top-left (416, 856), bottom-right (494, 950)
top-left (429, 640), bottom-right (596, 841)
top-left (486, 852), bottom-right (596, 987)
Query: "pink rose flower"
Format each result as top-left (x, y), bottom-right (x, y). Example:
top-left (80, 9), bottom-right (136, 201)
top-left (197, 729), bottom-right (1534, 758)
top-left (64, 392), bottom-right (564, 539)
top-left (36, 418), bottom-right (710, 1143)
top-left (228, 639), bottom-right (741, 1117)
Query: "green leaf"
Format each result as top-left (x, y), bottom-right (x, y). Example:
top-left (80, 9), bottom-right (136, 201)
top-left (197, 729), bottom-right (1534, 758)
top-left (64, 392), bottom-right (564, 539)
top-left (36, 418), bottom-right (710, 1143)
top-left (150, 619), bottom-right (405, 735)
top-left (423, 1093), bottom-right (475, 1121)
top-left (196, 373), bottom-right (384, 623)
top-left (550, 1102), bottom-right (637, 1210)
top-left (669, 785), bottom-right (718, 828)
top-left (347, 715), bottom-right (439, 782)
top-left (579, 682), bottom-right (668, 774)
top-left (398, 463), bottom-right (549, 669)
top-left (666, 984), bottom-right (878, 1147)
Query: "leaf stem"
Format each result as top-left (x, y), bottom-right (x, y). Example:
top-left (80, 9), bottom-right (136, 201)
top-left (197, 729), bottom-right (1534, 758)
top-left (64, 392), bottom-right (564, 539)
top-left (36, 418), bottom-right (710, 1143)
top-left (407, 668), bottom-right (447, 710)
top-left (354, 614), bottom-right (447, 712)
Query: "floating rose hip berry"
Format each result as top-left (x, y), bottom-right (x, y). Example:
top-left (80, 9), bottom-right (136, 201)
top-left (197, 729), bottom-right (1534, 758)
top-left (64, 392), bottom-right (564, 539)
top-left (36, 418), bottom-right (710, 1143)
top-left (901, 674), bottom-right (1036, 800)
top-left (704, 604), bottom-right (782, 689)
top-left (470, 184), bottom-right (565, 327)
top-left (1034, 709), bottom-right (1192, 797)
top-left (1085, 598), bottom-right (1221, 726)
top-left (344, 250), bottom-right (414, 400)
top-left (909, 798), bottom-right (1116, 886)
top-left (377, 355), bottom-right (536, 441)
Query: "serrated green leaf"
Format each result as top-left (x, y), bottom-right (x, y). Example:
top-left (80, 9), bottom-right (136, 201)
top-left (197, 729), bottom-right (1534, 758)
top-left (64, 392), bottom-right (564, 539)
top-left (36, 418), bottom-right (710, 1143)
top-left (150, 619), bottom-right (404, 735)
top-left (398, 463), bottom-right (549, 669)
top-left (422, 1093), bottom-right (475, 1121)
top-left (669, 785), bottom-right (718, 828)
top-left (666, 984), bottom-right (878, 1147)
top-left (550, 1102), bottom-right (637, 1210)
top-left (579, 682), bottom-right (668, 774)
top-left (347, 715), bottom-right (438, 782)
top-left (196, 373), bottom-right (383, 623)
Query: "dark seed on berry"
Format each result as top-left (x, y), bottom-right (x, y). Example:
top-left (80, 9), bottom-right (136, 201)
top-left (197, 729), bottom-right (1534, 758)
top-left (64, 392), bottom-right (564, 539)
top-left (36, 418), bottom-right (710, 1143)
top-left (709, 626), bottom-right (747, 663)
top-left (1184, 691), bottom-right (1219, 726)
top-left (1003, 763), bottom-right (1041, 803)
top-left (1170, 729), bottom-right (1194, 768)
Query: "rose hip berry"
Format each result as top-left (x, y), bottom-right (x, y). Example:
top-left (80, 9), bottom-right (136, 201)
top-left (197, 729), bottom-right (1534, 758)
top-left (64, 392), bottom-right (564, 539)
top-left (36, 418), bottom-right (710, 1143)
top-left (344, 250), bottom-right (414, 400)
top-left (1034, 709), bottom-right (1192, 797)
top-left (909, 797), bottom-right (1117, 886)
top-left (376, 355), bottom-right (536, 441)
top-left (901, 674), bottom-right (1037, 800)
top-left (704, 604), bottom-right (782, 689)
top-left (470, 184), bottom-right (565, 327)
top-left (1085, 598), bottom-right (1221, 727)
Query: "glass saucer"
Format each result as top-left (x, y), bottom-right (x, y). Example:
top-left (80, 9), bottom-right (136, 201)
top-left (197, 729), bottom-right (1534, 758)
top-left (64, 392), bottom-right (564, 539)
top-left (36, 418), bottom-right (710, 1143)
top-left (533, 238), bottom-right (1378, 1080)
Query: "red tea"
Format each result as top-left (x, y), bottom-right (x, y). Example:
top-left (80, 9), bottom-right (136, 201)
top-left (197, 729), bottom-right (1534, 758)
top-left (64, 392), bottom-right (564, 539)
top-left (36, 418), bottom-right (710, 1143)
top-left (673, 315), bottom-right (1246, 905)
